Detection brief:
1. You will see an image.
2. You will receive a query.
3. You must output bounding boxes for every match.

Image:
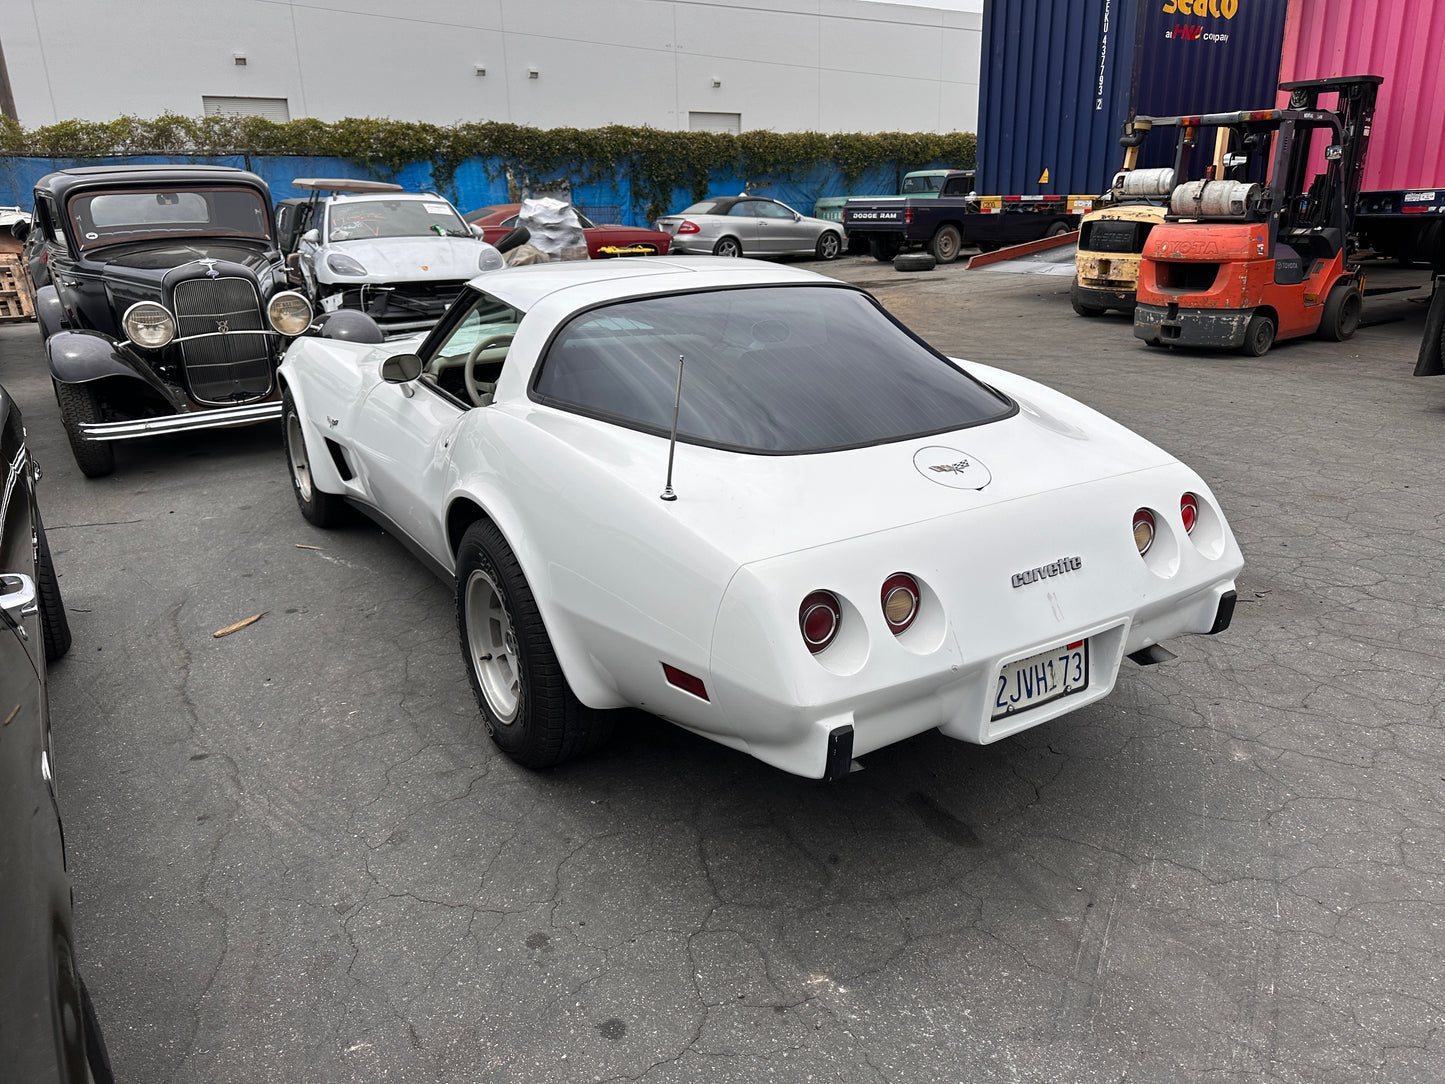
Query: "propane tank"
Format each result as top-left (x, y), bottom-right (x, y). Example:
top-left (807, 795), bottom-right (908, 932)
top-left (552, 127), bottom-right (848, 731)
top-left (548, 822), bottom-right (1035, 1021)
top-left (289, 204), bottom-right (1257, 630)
top-left (1113, 168), bottom-right (1175, 199)
top-left (1170, 179), bottom-right (1262, 218)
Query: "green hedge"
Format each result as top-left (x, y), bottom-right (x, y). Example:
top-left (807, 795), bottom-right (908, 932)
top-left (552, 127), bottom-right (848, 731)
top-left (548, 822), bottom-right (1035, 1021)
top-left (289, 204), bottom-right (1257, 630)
top-left (0, 114), bottom-right (976, 219)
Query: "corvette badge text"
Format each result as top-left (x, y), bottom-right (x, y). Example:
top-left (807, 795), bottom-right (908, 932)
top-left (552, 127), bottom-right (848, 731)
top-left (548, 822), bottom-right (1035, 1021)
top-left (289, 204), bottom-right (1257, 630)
top-left (1012, 556), bottom-right (1083, 589)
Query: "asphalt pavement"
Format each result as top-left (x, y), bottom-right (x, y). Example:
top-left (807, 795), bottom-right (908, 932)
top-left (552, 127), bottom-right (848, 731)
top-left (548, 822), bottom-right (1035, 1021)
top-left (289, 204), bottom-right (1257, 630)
top-left (5, 252), bottom-right (1443, 1084)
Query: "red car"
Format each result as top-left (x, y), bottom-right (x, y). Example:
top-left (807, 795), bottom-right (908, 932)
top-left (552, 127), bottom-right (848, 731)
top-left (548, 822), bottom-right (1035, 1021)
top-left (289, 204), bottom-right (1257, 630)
top-left (464, 204), bottom-right (672, 258)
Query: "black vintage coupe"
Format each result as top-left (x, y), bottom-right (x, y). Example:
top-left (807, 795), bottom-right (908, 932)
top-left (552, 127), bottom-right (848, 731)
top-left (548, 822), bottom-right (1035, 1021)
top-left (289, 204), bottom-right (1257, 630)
top-left (30, 165), bottom-right (313, 477)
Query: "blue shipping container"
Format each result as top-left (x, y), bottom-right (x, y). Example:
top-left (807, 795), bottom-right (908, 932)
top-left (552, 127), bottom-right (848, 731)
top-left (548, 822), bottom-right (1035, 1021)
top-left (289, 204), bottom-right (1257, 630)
top-left (977, 0), bottom-right (1289, 197)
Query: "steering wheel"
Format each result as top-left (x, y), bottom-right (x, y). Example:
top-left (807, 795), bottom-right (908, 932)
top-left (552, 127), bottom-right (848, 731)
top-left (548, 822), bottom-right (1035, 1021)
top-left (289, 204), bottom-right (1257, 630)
top-left (464, 334), bottom-right (514, 406)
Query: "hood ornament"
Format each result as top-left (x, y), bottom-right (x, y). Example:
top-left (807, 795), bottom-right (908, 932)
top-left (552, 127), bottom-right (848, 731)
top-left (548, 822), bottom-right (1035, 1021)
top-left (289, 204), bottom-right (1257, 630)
top-left (197, 258), bottom-right (221, 278)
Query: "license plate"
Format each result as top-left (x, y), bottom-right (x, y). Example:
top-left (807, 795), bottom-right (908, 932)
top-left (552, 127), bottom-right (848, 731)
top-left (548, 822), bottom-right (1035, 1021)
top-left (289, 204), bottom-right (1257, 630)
top-left (992, 639), bottom-right (1089, 719)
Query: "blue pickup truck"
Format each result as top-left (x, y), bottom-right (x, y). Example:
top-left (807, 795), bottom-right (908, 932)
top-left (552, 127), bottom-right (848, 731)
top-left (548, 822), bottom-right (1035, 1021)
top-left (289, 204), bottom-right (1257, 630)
top-left (842, 170), bottom-right (1087, 264)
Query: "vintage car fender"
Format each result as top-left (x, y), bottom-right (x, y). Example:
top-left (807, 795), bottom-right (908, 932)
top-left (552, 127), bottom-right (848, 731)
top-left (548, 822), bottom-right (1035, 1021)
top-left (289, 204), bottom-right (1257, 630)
top-left (34, 285), bottom-right (65, 341)
top-left (45, 330), bottom-right (186, 407)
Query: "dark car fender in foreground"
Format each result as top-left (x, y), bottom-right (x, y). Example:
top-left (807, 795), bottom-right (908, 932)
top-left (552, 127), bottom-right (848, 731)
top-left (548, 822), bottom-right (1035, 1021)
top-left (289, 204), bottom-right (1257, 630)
top-left (0, 384), bottom-right (113, 1083)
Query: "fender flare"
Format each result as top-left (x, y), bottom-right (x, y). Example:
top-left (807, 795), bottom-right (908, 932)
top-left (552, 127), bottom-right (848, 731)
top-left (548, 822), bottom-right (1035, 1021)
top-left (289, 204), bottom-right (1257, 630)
top-left (276, 372), bottom-right (351, 496)
top-left (45, 330), bottom-right (185, 409)
top-left (35, 285), bottom-right (65, 341)
top-left (444, 486), bottom-right (626, 710)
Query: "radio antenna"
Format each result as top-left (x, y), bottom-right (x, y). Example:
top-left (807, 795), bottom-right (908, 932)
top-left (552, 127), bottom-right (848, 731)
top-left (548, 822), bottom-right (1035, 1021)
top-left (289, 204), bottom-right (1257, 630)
top-left (660, 354), bottom-right (685, 501)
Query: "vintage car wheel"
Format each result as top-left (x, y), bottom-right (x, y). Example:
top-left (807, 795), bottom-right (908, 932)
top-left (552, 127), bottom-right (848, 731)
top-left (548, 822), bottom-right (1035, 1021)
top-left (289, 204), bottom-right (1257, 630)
top-left (36, 516), bottom-right (72, 664)
top-left (712, 236), bottom-right (743, 258)
top-left (283, 390), bottom-right (348, 527)
top-left (815, 231), bottom-right (842, 260)
top-left (455, 519), bottom-right (612, 768)
top-left (52, 382), bottom-right (115, 479)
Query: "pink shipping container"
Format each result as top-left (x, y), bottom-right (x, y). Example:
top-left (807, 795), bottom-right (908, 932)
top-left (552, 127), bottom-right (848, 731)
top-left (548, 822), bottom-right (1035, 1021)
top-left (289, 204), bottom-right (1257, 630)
top-left (1279, 0), bottom-right (1445, 264)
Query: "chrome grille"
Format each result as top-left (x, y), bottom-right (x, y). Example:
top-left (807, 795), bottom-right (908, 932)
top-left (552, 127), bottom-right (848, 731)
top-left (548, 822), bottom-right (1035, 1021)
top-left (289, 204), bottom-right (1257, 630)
top-left (173, 277), bottom-right (274, 404)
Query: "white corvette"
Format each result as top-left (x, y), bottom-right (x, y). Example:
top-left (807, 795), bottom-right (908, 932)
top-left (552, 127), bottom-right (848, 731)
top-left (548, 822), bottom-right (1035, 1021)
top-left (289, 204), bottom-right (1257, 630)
top-left (279, 258), bottom-right (1242, 779)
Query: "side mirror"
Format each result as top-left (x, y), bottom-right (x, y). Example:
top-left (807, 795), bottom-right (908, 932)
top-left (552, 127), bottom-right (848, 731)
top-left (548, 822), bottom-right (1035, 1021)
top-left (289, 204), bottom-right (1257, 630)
top-left (469, 223), bottom-right (485, 237)
top-left (301, 228), bottom-right (319, 245)
top-left (10, 218), bottom-right (30, 241)
top-left (381, 353), bottom-right (423, 384)
top-left (1325, 145), bottom-right (1344, 161)
top-left (792, 211), bottom-right (801, 221)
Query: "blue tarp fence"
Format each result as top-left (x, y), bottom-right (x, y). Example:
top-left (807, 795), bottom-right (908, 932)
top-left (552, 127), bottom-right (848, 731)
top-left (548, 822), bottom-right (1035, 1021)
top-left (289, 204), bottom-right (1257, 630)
top-left (0, 154), bottom-right (915, 225)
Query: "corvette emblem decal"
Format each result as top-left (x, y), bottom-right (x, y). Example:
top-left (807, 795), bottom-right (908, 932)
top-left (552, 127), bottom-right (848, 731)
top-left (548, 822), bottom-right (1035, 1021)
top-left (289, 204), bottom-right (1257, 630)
top-left (216, 319), bottom-right (229, 334)
top-left (913, 446), bottom-right (991, 490)
top-left (1011, 556), bottom-right (1082, 588)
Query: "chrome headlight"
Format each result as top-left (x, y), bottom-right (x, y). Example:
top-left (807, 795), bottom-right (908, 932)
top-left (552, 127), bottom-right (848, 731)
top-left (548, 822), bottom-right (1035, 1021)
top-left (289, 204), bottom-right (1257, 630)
top-left (326, 252), bottom-right (368, 276)
top-left (267, 291), bottom-right (314, 336)
top-left (122, 301), bottom-right (176, 349)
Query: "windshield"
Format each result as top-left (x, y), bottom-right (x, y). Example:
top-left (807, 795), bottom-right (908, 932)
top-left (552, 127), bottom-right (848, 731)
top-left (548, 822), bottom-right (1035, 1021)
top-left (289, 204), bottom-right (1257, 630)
top-left (902, 174), bottom-right (945, 194)
top-left (534, 286), bottom-right (1013, 453)
top-left (327, 198), bottom-right (469, 241)
top-left (66, 186), bottom-right (271, 250)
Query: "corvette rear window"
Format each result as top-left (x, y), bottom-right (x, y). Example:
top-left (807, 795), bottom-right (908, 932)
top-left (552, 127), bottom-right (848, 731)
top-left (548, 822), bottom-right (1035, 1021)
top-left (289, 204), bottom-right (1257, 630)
top-left (533, 286), bottom-right (1013, 453)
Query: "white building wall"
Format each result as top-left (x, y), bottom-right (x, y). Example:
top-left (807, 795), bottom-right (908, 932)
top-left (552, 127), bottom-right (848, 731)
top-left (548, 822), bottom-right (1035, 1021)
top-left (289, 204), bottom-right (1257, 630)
top-left (1, 0), bottom-right (982, 134)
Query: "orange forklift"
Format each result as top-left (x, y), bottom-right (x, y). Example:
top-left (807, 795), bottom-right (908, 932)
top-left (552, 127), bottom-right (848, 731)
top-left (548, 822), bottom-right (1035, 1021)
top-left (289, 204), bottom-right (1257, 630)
top-left (1133, 75), bottom-right (1382, 356)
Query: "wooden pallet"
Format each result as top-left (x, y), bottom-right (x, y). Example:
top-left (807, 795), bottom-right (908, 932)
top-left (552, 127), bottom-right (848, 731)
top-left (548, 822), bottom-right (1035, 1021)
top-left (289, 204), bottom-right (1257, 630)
top-left (0, 254), bottom-right (35, 321)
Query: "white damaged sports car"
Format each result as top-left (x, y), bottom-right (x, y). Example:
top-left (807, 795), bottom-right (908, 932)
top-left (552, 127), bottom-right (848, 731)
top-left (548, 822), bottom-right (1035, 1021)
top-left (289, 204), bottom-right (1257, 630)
top-left (278, 258), bottom-right (1242, 779)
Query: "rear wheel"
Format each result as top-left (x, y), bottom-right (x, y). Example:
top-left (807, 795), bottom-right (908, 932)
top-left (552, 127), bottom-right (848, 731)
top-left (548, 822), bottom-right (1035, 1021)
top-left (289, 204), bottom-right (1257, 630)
top-left (1239, 312), bottom-right (1277, 357)
top-left (1318, 282), bottom-right (1362, 341)
top-left (870, 235), bottom-right (901, 262)
top-left (815, 231), bottom-right (842, 260)
top-left (928, 224), bottom-right (962, 264)
top-left (1070, 282), bottom-right (1107, 317)
top-left (1046, 222), bottom-right (1073, 238)
top-left (456, 520), bottom-right (612, 768)
top-left (283, 389), bottom-right (348, 527)
top-left (53, 381), bottom-right (114, 478)
top-left (712, 236), bottom-right (742, 258)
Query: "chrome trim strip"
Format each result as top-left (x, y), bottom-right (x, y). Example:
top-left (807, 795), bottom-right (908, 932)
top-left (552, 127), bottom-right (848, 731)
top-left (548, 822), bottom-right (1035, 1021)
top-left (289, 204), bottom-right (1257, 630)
top-left (77, 401), bottom-right (282, 441)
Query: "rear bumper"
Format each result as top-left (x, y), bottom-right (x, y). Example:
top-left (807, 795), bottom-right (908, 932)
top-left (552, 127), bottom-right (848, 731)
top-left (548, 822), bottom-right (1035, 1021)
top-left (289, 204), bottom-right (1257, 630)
top-left (1134, 302), bottom-right (1253, 348)
top-left (1075, 282), bottom-right (1137, 310)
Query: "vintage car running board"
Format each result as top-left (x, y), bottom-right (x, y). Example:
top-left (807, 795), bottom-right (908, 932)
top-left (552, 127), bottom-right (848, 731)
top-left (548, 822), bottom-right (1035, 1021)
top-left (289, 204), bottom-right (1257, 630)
top-left (79, 401), bottom-right (282, 441)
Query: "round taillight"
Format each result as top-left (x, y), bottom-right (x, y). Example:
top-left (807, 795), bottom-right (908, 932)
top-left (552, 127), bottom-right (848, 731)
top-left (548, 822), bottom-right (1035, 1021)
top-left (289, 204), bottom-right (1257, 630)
top-left (880, 573), bottom-right (920, 635)
top-left (799, 590), bottom-right (841, 654)
top-left (1180, 492), bottom-right (1199, 534)
top-left (1133, 508), bottom-right (1156, 556)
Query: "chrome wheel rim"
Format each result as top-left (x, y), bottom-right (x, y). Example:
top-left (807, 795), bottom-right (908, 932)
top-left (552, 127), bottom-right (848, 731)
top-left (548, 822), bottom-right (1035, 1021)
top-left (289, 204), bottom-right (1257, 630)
top-left (821, 234), bottom-right (839, 258)
top-left (465, 568), bottom-right (521, 724)
top-left (717, 240), bottom-right (739, 257)
top-left (286, 412), bottom-right (313, 502)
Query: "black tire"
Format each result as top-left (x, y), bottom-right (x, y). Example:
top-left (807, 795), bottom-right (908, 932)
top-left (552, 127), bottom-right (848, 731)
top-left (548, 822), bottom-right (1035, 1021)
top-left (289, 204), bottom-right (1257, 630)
top-left (870, 235), bottom-right (901, 262)
top-left (928, 224), bottom-right (963, 264)
top-left (815, 231), bottom-right (842, 260)
top-left (35, 516), bottom-right (71, 663)
top-left (974, 241), bottom-right (1000, 253)
top-left (455, 519), bottom-right (612, 768)
top-left (1318, 282), bottom-right (1362, 341)
top-left (1070, 282), bottom-right (1107, 317)
top-left (283, 389), bottom-right (348, 527)
top-left (845, 232), bottom-right (869, 255)
top-left (53, 381), bottom-right (115, 479)
top-left (712, 236), bottom-right (742, 258)
top-left (1046, 222), bottom-right (1073, 238)
top-left (894, 252), bottom-right (937, 272)
top-left (1239, 312), bottom-right (1277, 357)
